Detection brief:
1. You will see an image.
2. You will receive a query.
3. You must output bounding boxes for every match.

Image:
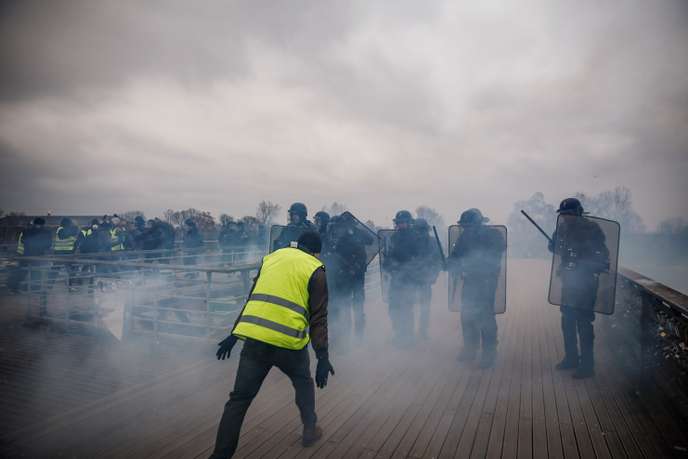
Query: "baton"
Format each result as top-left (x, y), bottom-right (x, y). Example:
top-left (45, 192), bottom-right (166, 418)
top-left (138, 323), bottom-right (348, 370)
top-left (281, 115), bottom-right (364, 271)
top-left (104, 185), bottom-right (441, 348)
top-left (432, 226), bottom-right (447, 269)
top-left (520, 210), bottom-right (552, 243)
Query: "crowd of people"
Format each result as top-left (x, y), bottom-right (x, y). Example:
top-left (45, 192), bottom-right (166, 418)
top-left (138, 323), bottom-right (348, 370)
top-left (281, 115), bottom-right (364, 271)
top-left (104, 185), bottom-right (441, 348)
top-left (8, 199), bottom-right (611, 382)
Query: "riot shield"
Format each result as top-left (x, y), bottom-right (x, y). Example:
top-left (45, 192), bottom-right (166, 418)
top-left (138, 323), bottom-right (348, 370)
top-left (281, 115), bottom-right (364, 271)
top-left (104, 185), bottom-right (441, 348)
top-left (377, 228), bottom-right (443, 303)
top-left (378, 229), bottom-right (395, 303)
top-left (548, 214), bottom-right (620, 314)
top-left (269, 224), bottom-right (307, 253)
top-left (446, 224), bottom-right (507, 314)
top-left (335, 211), bottom-right (379, 266)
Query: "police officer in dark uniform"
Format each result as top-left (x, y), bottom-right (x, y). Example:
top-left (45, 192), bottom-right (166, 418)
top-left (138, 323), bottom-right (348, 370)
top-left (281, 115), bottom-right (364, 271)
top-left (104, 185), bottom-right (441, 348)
top-left (413, 218), bottom-right (442, 340)
top-left (383, 210), bottom-right (423, 347)
top-left (313, 211), bottom-right (330, 239)
top-left (324, 214), bottom-right (371, 347)
top-left (549, 198), bottom-right (609, 379)
top-left (272, 202), bottom-right (316, 251)
top-left (447, 209), bottom-right (505, 368)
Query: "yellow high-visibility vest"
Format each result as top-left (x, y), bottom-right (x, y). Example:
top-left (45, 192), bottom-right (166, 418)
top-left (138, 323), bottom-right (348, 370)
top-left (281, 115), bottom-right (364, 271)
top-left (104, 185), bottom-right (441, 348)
top-left (16, 233), bottom-right (24, 255)
top-left (54, 227), bottom-right (77, 254)
top-left (232, 247), bottom-right (323, 350)
top-left (110, 228), bottom-right (125, 251)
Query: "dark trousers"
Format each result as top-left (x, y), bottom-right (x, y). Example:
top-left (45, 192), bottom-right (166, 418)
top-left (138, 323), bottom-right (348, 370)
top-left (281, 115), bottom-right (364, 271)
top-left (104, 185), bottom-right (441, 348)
top-left (417, 283), bottom-right (432, 338)
top-left (209, 340), bottom-right (316, 459)
top-left (388, 277), bottom-right (415, 343)
top-left (560, 305), bottom-right (595, 368)
top-left (461, 305), bottom-right (497, 351)
top-left (330, 275), bottom-right (366, 348)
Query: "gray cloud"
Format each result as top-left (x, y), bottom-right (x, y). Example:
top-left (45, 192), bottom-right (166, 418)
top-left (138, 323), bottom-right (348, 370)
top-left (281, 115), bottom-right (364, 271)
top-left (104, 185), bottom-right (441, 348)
top-left (1, 0), bottom-right (687, 228)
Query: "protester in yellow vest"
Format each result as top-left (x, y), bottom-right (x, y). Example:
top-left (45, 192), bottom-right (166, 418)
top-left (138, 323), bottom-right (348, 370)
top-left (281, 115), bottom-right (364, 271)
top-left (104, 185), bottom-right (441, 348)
top-left (49, 218), bottom-right (80, 290)
top-left (209, 231), bottom-right (333, 458)
top-left (109, 216), bottom-right (126, 252)
top-left (54, 218), bottom-right (79, 254)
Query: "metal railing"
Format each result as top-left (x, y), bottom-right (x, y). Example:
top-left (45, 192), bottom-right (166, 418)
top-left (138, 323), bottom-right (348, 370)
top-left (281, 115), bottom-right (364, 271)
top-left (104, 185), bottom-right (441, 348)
top-left (603, 267), bottom-right (688, 421)
top-left (3, 249), bottom-right (261, 341)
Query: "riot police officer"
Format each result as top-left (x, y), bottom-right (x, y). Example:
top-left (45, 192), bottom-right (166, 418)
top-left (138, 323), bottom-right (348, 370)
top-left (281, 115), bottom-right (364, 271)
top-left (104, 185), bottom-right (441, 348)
top-left (447, 209), bottom-right (505, 368)
top-left (325, 214), bottom-right (371, 348)
top-left (383, 210), bottom-right (423, 347)
top-left (413, 218), bottom-right (442, 340)
top-left (313, 211), bottom-right (330, 238)
top-left (549, 198), bottom-right (609, 379)
top-left (272, 202), bottom-right (316, 251)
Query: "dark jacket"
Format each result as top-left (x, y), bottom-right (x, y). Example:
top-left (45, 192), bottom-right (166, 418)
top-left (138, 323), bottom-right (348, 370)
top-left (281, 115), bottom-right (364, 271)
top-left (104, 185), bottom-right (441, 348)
top-left (272, 221), bottom-right (316, 252)
top-left (233, 259), bottom-right (329, 359)
top-left (21, 226), bottom-right (53, 256)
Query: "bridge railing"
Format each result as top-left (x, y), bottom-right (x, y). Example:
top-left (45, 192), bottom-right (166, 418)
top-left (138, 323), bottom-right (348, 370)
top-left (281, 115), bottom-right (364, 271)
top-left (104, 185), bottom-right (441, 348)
top-left (4, 252), bottom-right (261, 341)
top-left (610, 268), bottom-right (688, 420)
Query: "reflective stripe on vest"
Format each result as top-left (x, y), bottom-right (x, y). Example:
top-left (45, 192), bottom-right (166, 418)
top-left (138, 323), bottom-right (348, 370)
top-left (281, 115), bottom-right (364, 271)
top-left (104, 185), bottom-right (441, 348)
top-left (232, 247), bottom-right (322, 350)
top-left (54, 227), bottom-right (77, 253)
top-left (17, 233), bottom-right (24, 255)
top-left (110, 228), bottom-right (124, 251)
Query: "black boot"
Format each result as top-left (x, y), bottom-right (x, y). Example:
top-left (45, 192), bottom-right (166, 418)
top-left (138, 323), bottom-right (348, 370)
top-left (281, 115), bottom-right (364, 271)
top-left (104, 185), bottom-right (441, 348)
top-left (574, 323), bottom-right (594, 379)
top-left (302, 425), bottom-right (323, 447)
top-left (558, 310), bottom-right (579, 370)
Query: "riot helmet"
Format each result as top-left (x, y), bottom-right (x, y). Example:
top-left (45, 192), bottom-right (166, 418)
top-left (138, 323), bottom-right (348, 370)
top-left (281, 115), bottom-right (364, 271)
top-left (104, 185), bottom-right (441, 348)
top-left (557, 198), bottom-right (584, 216)
top-left (414, 217), bottom-right (431, 233)
top-left (60, 217), bottom-right (72, 227)
top-left (288, 202), bottom-right (308, 225)
top-left (393, 210), bottom-right (413, 230)
top-left (458, 208), bottom-right (489, 226)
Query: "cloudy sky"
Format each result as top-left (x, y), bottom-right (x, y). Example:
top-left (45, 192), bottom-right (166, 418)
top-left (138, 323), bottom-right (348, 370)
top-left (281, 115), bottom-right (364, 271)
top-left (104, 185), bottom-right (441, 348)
top-left (1, 0), bottom-right (686, 228)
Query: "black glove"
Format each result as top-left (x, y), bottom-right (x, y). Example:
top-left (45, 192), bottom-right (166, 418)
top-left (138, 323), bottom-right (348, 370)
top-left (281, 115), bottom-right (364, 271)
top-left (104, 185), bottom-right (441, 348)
top-left (216, 335), bottom-right (238, 360)
top-left (315, 357), bottom-right (335, 389)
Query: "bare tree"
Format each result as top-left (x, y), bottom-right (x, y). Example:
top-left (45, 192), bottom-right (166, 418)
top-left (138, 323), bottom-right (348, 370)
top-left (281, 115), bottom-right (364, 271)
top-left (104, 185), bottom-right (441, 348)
top-left (219, 214), bottom-right (234, 227)
top-left (507, 192), bottom-right (557, 258)
top-left (256, 201), bottom-right (281, 225)
top-left (164, 208), bottom-right (216, 232)
top-left (119, 210), bottom-right (145, 222)
top-left (575, 186), bottom-right (645, 234)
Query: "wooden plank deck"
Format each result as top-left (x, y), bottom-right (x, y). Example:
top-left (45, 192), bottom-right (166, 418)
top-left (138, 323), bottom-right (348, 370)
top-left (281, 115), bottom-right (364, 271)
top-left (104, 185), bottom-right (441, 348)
top-left (2, 259), bottom-right (687, 458)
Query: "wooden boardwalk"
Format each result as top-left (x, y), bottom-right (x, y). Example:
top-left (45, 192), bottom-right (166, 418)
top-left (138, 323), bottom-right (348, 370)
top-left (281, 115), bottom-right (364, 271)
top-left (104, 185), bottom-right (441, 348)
top-left (2, 259), bottom-right (687, 458)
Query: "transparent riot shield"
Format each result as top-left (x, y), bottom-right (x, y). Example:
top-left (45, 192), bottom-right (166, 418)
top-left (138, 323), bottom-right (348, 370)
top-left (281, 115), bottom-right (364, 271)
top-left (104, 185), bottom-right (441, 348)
top-left (548, 214), bottom-right (620, 314)
top-left (335, 211), bottom-right (379, 266)
top-left (269, 224), bottom-right (310, 253)
top-left (446, 224), bottom-right (507, 314)
top-left (378, 228), bottom-right (443, 304)
top-left (378, 229), bottom-right (395, 303)
top-left (269, 225), bottom-right (286, 253)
